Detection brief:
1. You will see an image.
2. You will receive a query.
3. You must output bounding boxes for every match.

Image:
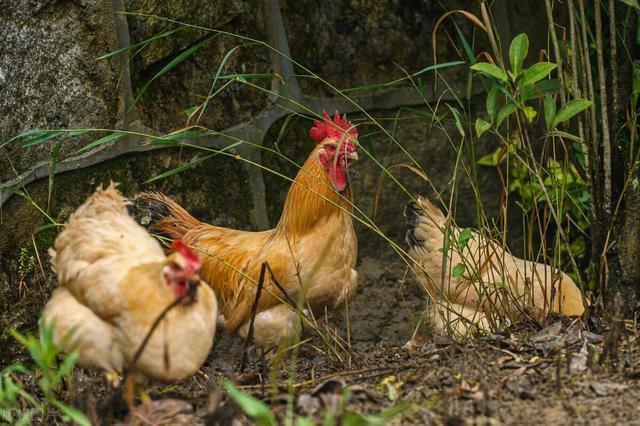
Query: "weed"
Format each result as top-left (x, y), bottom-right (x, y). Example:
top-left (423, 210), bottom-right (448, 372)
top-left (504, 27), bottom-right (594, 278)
top-left (1, 319), bottom-right (90, 425)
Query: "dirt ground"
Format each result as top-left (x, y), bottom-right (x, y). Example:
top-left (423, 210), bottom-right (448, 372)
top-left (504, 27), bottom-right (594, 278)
top-left (3, 258), bottom-right (640, 425)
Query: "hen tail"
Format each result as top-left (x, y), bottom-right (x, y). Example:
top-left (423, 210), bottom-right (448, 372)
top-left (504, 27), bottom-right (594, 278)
top-left (404, 195), bottom-right (446, 251)
top-left (138, 191), bottom-right (200, 244)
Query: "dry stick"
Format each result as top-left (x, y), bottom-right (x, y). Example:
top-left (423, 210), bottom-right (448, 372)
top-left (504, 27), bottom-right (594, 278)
top-left (608, 0), bottom-right (619, 133)
top-left (125, 286), bottom-right (195, 412)
top-left (595, 0), bottom-right (613, 214)
top-left (578, 0), bottom-right (599, 173)
top-left (239, 262), bottom-right (267, 373)
top-left (238, 261), bottom-right (299, 372)
top-left (544, 0), bottom-right (567, 105)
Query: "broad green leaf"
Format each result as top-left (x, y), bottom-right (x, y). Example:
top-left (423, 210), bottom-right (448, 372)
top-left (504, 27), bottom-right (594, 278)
top-left (544, 94), bottom-right (556, 128)
top-left (477, 147), bottom-right (504, 166)
top-left (551, 99), bottom-right (592, 128)
top-left (53, 401), bottom-right (92, 426)
top-left (522, 105), bottom-right (537, 122)
top-left (457, 228), bottom-right (473, 249)
top-left (475, 118), bottom-right (491, 137)
top-left (224, 381), bottom-right (277, 426)
top-left (509, 33), bottom-right (529, 76)
top-left (470, 63), bottom-right (508, 82)
top-left (619, 0), bottom-right (640, 10)
top-left (453, 263), bottom-right (466, 279)
top-left (486, 85), bottom-right (500, 121)
top-left (496, 102), bottom-right (518, 127)
top-left (521, 62), bottom-right (557, 87)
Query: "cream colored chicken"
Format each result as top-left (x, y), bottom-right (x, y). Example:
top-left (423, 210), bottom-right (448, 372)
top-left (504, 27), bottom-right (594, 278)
top-left (405, 196), bottom-right (585, 338)
top-left (43, 183), bottom-right (218, 407)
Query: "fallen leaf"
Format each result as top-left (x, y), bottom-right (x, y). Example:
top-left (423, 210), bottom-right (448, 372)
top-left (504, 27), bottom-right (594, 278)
top-left (569, 342), bottom-right (588, 374)
top-left (589, 381), bottom-right (629, 396)
top-left (456, 380), bottom-right (484, 401)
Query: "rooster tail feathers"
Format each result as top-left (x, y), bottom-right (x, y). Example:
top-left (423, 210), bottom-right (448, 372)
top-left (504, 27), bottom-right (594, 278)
top-left (138, 192), bottom-right (200, 243)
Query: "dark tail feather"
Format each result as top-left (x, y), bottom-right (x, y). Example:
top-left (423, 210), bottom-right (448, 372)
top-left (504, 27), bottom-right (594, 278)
top-left (404, 200), bottom-right (423, 249)
top-left (137, 191), bottom-right (200, 245)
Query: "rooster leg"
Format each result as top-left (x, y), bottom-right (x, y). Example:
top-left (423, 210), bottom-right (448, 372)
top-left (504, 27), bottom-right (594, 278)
top-left (239, 262), bottom-right (267, 372)
top-left (102, 372), bottom-right (120, 420)
top-left (124, 370), bottom-right (138, 416)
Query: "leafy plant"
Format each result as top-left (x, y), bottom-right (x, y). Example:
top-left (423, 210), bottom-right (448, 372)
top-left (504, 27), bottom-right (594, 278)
top-left (471, 32), bottom-right (591, 137)
top-left (1, 319), bottom-right (91, 426)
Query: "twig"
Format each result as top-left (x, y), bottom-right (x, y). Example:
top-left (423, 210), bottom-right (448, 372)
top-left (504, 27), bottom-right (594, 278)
top-left (239, 262), bottom-right (267, 372)
top-left (595, 0), bottom-right (612, 214)
top-left (544, 0), bottom-right (567, 105)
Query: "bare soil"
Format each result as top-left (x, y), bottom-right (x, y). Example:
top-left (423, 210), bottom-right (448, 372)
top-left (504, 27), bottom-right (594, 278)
top-left (3, 258), bottom-right (640, 425)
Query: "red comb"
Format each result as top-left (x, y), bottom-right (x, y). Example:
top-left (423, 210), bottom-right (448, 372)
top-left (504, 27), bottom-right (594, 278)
top-left (309, 110), bottom-right (358, 143)
top-left (172, 239), bottom-right (202, 271)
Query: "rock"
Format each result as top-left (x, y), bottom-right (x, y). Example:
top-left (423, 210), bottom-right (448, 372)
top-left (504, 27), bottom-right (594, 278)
top-left (0, 0), bottom-right (123, 181)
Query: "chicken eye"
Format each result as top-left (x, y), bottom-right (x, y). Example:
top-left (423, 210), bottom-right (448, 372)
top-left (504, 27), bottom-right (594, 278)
top-left (325, 144), bottom-right (336, 152)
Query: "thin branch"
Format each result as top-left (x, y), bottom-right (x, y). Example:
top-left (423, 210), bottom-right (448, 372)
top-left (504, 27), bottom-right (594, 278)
top-left (544, 0), bottom-right (567, 105)
top-left (595, 0), bottom-right (613, 213)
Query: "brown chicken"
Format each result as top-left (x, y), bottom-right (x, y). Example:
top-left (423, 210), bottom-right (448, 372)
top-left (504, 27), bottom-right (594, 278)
top-left (141, 111), bottom-right (360, 352)
top-left (43, 183), bottom-right (218, 405)
top-left (405, 195), bottom-right (585, 337)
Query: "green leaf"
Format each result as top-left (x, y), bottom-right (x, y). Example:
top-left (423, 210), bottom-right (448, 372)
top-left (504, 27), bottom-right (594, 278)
top-left (521, 62), bottom-right (557, 87)
top-left (295, 418), bottom-right (315, 426)
top-left (20, 130), bottom-right (64, 148)
top-left (470, 63), bottom-right (508, 82)
top-left (496, 102), bottom-right (518, 127)
top-left (551, 99), bottom-right (592, 128)
top-left (509, 33), bottom-right (529, 76)
top-left (486, 85), bottom-right (500, 121)
top-left (522, 105), bottom-right (537, 122)
top-left (146, 154), bottom-right (215, 184)
top-left (544, 94), bottom-right (556, 128)
top-left (146, 140), bottom-right (242, 184)
top-left (224, 381), bottom-right (277, 426)
top-left (475, 118), bottom-right (491, 137)
top-left (457, 228), bottom-right (473, 248)
top-left (132, 35), bottom-right (215, 107)
top-left (548, 129), bottom-right (582, 142)
top-left (619, 0), bottom-right (640, 10)
top-left (477, 147), bottom-right (504, 167)
top-left (57, 350), bottom-right (79, 379)
top-left (53, 401), bottom-right (92, 426)
top-left (446, 105), bottom-right (465, 138)
top-left (453, 263), bottom-right (466, 279)
top-left (74, 131), bottom-right (126, 155)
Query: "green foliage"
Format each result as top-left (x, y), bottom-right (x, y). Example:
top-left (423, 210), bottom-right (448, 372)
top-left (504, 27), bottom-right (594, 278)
top-left (223, 380), bottom-right (410, 426)
top-left (1, 319), bottom-right (90, 426)
top-left (469, 32), bottom-right (591, 132)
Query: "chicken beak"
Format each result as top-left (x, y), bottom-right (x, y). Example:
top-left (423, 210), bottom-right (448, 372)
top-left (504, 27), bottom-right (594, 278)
top-left (345, 151), bottom-right (359, 161)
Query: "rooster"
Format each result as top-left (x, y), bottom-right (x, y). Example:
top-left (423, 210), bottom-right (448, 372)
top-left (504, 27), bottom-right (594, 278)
top-left (140, 110), bottom-right (359, 353)
top-left (43, 183), bottom-right (218, 409)
top-left (405, 195), bottom-right (584, 337)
